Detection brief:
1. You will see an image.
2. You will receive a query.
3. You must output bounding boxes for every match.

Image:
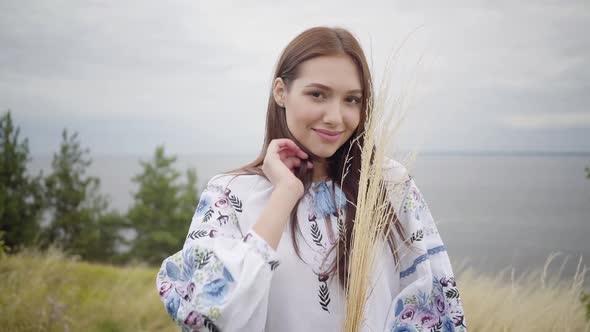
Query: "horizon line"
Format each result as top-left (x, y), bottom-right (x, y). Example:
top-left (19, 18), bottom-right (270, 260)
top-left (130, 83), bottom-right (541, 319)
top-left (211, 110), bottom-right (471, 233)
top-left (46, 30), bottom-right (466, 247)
top-left (30, 150), bottom-right (590, 158)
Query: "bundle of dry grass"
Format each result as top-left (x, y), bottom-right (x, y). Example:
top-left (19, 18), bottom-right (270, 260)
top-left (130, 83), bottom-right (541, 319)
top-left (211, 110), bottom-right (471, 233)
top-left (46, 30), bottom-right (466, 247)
top-left (338, 46), bottom-right (590, 331)
top-left (340, 55), bottom-right (417, 331)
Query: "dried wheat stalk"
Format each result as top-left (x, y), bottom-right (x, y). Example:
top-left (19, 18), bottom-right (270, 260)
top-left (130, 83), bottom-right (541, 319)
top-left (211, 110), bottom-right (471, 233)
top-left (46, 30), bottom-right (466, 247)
top-left (341, 53), bottom-right (422, 331)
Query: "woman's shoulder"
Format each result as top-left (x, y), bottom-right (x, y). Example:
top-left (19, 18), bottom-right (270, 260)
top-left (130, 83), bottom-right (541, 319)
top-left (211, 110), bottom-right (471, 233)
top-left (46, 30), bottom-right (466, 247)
top-left (206, 172), bottom-right (273, 198)
top-left (203, 173), bottom-right (273, 224)
top-left (382, 156), bottom-right (412, 184)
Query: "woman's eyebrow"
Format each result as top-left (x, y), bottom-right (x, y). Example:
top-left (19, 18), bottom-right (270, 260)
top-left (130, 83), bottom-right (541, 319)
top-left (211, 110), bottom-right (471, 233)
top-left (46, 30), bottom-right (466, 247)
top-left (304, 83), bottom-right (362, 94)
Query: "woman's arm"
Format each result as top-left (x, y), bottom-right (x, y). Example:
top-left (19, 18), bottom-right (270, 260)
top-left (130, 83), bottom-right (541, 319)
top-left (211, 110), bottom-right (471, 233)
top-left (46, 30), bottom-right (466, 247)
top-left (156, 176), bottom-right (285, 332)
top-left (383, 162), bottom-right (468, 332)
top-left (157, 138), bottom-right (310, 332)
top-left (253, 137), bottom-right (311, 250)
top-left (252, 183), bottom-right (301, 250)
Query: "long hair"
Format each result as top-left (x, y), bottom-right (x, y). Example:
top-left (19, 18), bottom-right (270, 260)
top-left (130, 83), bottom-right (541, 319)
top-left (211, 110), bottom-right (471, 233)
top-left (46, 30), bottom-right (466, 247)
top-left (225, 26), bottom-right (407, 289)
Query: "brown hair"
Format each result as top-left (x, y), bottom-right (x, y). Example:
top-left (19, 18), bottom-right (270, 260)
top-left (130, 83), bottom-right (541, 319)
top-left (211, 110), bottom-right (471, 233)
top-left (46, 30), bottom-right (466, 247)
top-left (225, 26), bottom-right (406, 289)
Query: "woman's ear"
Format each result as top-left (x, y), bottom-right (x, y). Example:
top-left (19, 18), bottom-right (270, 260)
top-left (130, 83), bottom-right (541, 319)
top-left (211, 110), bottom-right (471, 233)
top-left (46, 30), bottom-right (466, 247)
top-left (272, 77), bottom-right (286, 107)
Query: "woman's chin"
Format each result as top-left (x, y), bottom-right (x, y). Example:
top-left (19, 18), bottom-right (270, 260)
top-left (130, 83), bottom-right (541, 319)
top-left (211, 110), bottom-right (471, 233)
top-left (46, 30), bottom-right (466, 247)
top-left (312, 148), bottom-right (338, 159)
top-left (304, 140), bottom-right (342, 159)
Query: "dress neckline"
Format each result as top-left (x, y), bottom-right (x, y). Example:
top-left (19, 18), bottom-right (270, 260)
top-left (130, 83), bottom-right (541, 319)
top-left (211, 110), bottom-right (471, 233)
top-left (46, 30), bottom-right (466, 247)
top-left (311, 178), bottom-right (333, 185)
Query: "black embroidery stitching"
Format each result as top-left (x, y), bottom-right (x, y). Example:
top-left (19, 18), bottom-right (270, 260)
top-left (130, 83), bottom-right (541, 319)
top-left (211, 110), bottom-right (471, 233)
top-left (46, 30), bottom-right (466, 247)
top-left (203, 208), bottom-right (213, 222)
top-left (203, 316), bottom-right (220, 332)
top-left (410, 229), bottom-right (424, 243)
top-left (229, 194), bottom-right (243, 212)
top-left (269, 260), bottom-right (280, 271)
top-left (318, 274), bottom-right (331, 313)
top-left (336, 208), bottom-right (345, 239)
top-left (187, 229), bottom-right (209, 240)
top-left (310, 223), bottom-right (324, 248)
top-left (216, 210), bottom-right (229, 226)
top-left (195, 250), bottom-right (212, 269)
top-left (446, 288), bottom-right (460, 299)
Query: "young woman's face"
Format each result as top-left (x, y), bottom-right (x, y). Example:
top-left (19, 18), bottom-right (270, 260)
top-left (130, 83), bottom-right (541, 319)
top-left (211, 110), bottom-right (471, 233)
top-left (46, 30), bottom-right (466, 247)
top-left (274, 55), bottom-right (363, 159)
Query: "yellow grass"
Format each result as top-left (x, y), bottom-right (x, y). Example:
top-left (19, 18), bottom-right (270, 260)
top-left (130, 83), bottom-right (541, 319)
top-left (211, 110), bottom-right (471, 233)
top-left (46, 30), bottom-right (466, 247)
top-left (0, 247), bottom-right (176, 332)
top-left (457, 255), bottom-right (590, 332)
top-left (0, 249), bottom-right (588, 331)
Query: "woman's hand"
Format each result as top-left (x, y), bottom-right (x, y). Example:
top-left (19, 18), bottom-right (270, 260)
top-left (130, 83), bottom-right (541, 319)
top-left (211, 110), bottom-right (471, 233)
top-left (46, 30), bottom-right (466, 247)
top-left (262, 138), bottom-right (313, 197)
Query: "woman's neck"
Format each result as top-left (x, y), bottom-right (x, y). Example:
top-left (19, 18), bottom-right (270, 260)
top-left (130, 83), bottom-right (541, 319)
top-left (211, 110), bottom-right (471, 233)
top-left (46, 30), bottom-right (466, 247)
top-left (312, 159), bottom-right (329, 182)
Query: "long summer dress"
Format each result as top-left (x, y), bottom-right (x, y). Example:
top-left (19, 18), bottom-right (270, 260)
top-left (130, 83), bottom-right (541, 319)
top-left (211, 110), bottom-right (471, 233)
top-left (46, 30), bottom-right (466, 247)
top-left (156, 158), bottom-right (468, 332)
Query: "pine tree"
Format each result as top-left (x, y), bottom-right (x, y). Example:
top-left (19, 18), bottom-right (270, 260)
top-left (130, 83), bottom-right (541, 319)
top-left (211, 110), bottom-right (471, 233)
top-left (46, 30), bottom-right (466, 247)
top-left (43, 129), bottom-right (124, 261)
top-left (127, 146), bottom-right (199, 265)
top-left (0, 111), bottom-right (44, 250)
top-left (179, 167), bottom-right (199, 216)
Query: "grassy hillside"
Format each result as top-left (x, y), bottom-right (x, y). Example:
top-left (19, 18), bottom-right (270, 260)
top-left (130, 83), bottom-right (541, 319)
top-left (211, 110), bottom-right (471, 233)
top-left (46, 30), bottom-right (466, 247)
top-left (0, 248), bottom-right (176, 332)
top-left (0, 249), bottom-right (588, 331)
top-left (456, 255), bottom-right (590, 331)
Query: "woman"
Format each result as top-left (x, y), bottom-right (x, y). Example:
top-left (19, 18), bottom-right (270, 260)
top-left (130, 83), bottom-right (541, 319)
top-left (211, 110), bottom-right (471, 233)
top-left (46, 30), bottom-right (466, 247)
top-left (156, 26), bottom-right (467, 332)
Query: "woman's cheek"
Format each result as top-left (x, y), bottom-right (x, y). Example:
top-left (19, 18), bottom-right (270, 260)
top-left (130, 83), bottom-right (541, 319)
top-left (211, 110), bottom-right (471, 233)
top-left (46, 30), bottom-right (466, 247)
top-left (345, 111), bottom-right (361, 129)
top-left (299, 105), bottom-right (323, 123)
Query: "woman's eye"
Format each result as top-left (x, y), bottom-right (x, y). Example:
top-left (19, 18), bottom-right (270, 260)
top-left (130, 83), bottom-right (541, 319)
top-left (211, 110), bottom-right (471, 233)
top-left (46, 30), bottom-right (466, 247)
top-left (308, 92), bottom-right (360, 104)
top-left (347, 97), bottom-right (361, 104)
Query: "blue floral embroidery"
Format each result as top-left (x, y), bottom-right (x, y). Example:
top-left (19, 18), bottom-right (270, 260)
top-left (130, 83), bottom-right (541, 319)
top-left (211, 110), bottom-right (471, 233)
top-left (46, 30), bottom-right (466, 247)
top-left (395, 298), bottom-right (404, 316)
top-left (442, 316), bottom-right (456, 332)
top-left (166, 260), bottom-right (182, 281)
top-left (390, 276), bottom-right (466, 331)
top-left (202, 279), bottom-right (230, 304)
top-left (165, 292), bottom-right (180, 318)
top-left (312, 181), bottom-right (346, 218)
top-left (159, 245), bottom-right (236, 322)
top-left (157, 178), bottom-right (243, 331)
top-left (392, 323), bottom-right (417, 332)
top-left (399, 245), bottom-right (447, 278)
top-left (400, 179), bottom-right (431, 223)
top-left (194, 193), bottom-right (211, 217)
top-left (199, 267), bottom-right (235, 306)
top-left (223, 266), bottom-right (235, 283)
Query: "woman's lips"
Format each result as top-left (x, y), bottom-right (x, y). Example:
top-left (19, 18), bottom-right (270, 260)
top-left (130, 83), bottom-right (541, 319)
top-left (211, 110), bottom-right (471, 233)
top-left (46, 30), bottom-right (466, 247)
top-left (313, 128), bottom-right (342, 142)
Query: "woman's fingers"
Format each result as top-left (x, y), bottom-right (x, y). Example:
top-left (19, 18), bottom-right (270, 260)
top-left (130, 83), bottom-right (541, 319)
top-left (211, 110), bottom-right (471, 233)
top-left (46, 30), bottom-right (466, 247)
top-left (278, 144), bottom-right (306, 158)
top-left (269, 138), bottom-right (313, 171)
top-left (284, 158), bottom-right (314, 170)
top-left (278, 148), bottom-right (293, 161)
top-left (275, 139), bottom-right (308, 160)
top-left (283, 156), bottom-right (301, 170)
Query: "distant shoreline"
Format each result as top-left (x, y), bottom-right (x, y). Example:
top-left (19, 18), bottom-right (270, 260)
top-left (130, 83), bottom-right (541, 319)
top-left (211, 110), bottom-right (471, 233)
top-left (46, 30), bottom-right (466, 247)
top-left (29, 150), bottom-right (590, 159)
top-left (414, 150), bottom-right (590, 157)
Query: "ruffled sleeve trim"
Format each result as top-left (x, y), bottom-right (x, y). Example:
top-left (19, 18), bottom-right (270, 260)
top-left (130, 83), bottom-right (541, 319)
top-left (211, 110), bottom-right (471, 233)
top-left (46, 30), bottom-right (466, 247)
top-left (243, 229), bottom-right (281, 271)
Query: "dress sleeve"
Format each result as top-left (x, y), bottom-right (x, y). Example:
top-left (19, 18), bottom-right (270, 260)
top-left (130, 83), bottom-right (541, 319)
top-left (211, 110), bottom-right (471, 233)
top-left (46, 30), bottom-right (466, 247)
top-left (383, 166), bottom-right (468, 332)
top-left (155, 175), bottom-right (279, 332)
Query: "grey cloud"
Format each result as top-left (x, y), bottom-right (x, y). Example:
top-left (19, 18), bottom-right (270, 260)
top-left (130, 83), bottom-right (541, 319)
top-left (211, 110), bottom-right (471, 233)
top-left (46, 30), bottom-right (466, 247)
top-left (1, 0), bottom-right (589, 155)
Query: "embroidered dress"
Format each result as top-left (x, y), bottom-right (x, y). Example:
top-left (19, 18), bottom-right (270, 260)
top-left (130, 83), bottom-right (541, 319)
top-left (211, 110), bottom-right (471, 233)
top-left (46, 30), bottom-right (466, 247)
top-left (156, 158), bottom-right (468, 332)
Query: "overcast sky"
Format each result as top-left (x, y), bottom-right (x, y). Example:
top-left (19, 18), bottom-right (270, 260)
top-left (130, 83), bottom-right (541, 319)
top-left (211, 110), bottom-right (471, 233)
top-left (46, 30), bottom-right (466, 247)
top-left (2, 0), bottom-right (589, 156)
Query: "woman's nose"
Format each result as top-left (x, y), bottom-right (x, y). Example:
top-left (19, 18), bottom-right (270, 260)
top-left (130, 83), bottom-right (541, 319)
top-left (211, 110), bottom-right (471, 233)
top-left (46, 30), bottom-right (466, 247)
top-left (322, 99), bottom-right (344, 126)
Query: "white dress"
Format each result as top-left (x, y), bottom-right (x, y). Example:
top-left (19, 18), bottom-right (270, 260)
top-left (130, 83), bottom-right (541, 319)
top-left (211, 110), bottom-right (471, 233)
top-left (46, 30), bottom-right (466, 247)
top-left (156, 158), bottom-right (468, 332)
